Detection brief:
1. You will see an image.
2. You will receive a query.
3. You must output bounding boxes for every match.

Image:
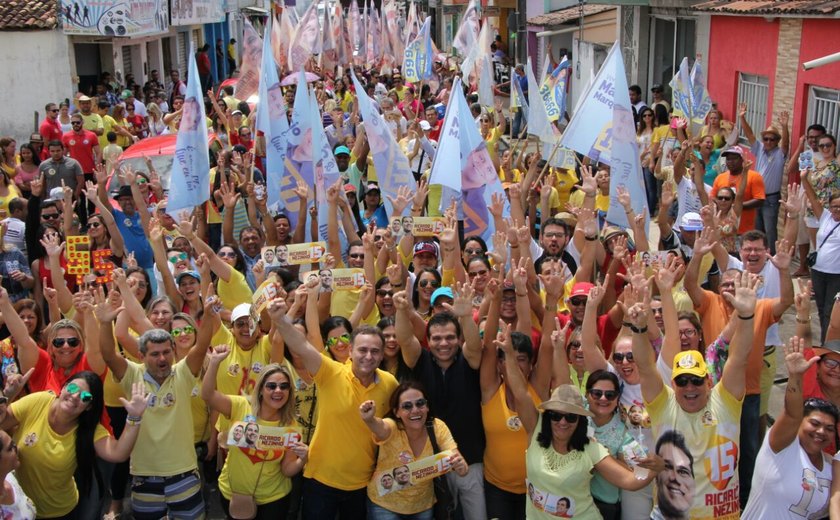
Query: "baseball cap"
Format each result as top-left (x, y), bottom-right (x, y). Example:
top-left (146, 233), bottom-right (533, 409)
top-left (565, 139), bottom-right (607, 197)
top-left (343, 183), bottom-right (356, 193)
top-left (115, 185), bottom-right (133, 199)
top-left (679, 212), bottom-right (704, 232)
top-left (78, 95), bottom-right (92, 102)
top-left (231, 303), bottom-right (252, 323)
top-left (651, 84), bottom-right (664, 92)
top-left (120, 89), bottom-right (133, 99)
top-left (47, 187), bottom-right (64, 201)
top-left (231, 110), bottom-right (243, 116)
top-left (366, 182), bottom-right (381, 193)
top-left (413, 241), bottom-right (438, 257)
top-left (175, 270), bottom-right (200, 284)
top-left (419, 120), bottom-right (432, 131)
top-left (672, 350), bottom-right (709, 379)
top-left (722, 145), bottom-right (744, 158)
top-left (569, 282), bottom-right (594, 298)
top-left (334, 145), bottom-right (351, 156)
top-left (431, 287), bottom-right (454, 306)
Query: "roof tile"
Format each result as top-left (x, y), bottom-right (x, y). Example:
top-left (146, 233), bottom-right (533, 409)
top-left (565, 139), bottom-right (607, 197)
top-left (0, 0), bottom-right (56, 30)
top-left (528, 4), bottom-right (615, 26)
top-left (693, 0), bottom-right (840, 16)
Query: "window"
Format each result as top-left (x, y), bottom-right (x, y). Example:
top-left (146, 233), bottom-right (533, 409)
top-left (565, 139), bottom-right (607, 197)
top-left (737, 73), bottom-right (769, 143)
top-left (808, 86), bottom-right (840, 139)
top-left (647, 17), bottom-right (696, 101)
top-left (121, 46), bottom-right (133, 78)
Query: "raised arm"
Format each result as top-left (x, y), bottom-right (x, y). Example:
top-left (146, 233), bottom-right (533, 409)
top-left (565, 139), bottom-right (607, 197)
top-left (768, 238), bottom-right (795, 321)
top-left (83, 180), bottom-right (125, 257)
top-left (684, 227), bottom-right (717, 308)
top-left (92, 302), bottom-right (128, 382)
top-left (394, 290), bottom-right (423, 368)
top-left (180, 219), bottom-right (234, 283)
top-left (653, 256), bottom-right (685, 368)
top-left (0, 288), bottom-right (39, 375)
top-left (625, 283), bottom-right (665, 403)
top-left (769, 337), bottom-right (818, 453)
top-left (802, 171), bottom-right (825, 220)
top-left (201, 345), bottom-right (234, 418)
top-left (781, 183), bottom-right (805, 246)
top-left (42, 235), bottom-right (74, 314)
top-left (291, 181), bottom-right (311, 245)
top-left (495, 322), bottom-right (539, 438)
top-left (268, 297), bottom-right (324, 376)
top-left (325, 180), bottom-right (343, 260)
top-left (581, 277), bottom-right (610, 373)
top-left (443, 281), bottom-right (482, 370)
top-left (738, 102), bottom-right (756, 146)
top-left (93, 382), bottom-right (149, 462)
top-left (359, 399), bottom-right (393, 442)
top-left (719, 272), bottom-right (758, 400)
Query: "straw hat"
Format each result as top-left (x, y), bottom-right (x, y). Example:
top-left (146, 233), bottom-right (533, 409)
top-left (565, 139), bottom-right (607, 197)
top-left (537, 385), bottom-right (594, 417)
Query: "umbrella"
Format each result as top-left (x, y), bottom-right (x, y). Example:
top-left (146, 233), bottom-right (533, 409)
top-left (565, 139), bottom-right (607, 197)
top-left (280, 72), bottom-right (321, 86)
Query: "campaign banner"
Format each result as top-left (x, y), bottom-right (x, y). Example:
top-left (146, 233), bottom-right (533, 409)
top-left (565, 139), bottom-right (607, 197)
top-left (409, 217), bottom-right (446, 237)
top-left (374, 450), bottom-right (455, 497)
top-left (171, 0), bottom-right (224, 26)
top-left (66, 236), bottom-right (91, 279)
top-left (301, 268), bottom-right (365, 292)
top-left (252, 278), bottom-right (281, 315)
top-left (234, 20), bottom-right (262, 102)
top-left (527, 479), bottom-right (578, 517)
top-left (60, 0), bottom-right (169, 37)
top-left (226, 421), bottom-right (302, 462)
top-left (286, 242), bottom-right (326, 265)
top-left (403, 17), bottom-right (433, 83)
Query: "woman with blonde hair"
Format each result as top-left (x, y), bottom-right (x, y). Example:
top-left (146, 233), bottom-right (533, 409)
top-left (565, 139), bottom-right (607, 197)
top-left (146, 102), bottom-right (167, 137)
top-left (203, 346), bottom-right (308, 519)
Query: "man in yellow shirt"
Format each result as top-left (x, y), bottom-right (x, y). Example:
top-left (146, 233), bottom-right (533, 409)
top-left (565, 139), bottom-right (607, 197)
top-left (97, 314), bottom-right (208, 520)
top-left (78, 95), bottom-right (104, 137)
top-left (272, 304), bottom-right (398, 518)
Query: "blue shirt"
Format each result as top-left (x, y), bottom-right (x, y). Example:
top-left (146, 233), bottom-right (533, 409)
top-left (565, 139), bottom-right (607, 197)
top-left (239, 249), bottom-right (259, 291)
top-left (114, 209), bottom-right (153, 269)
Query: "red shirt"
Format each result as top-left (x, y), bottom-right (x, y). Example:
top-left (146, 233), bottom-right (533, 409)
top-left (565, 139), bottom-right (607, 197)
top-left (39, 118), bottom-right (63, 159)
top-left (198, 52), bottom-right (212, 75)
top-left (61, 130), bottom-right (98, 173)
top-left (428, 120), bottom-right (443, 142)
top-left (556, 312), bottom-right (620, 358)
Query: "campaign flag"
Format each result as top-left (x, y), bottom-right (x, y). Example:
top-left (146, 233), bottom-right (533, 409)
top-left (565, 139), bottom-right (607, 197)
top-left (403, 16), bottom-right (433, 83)
top-left (382, 0), bottom-right (404, 62)
top-left (350, 71), bottom-right (414, 218)
top-left (271, 13), bottom-right (289, 72)
top-left (320, 3), bottom-right (337, 71)
top-left (234, 19), bottom-right (262, 101)
top-left (670, 57), bottom-right (713, 137)
top-left (167, 46), bottom-right (210, 218)
top-left (526, 57), bottom-right (557, 144)
top-left (429, 77), bottom-right (506, 241)
top-left (256, 17), bottom-right (290, 217)
top-left (453, 0), bottom-right (480, 58)
top-left (510, 67), bottom-right (529, 119)
top-left (366, 7), bottom-right (382, 68)
top-left (348, 0), bottom-right (361, 60)
top-left (478, 55), bottom-right (495, 108)
top-left (461, 19), bottom-right (492, 80)
top-left (283, 71), bottom-right (316, 230)
top-left (404, 1), bottom-right (419, 46)
top-left (540, 55), bottom-right (571, 123)
top-left (288, 1), bottom-right (320, 67)
top-left (311, 92), bottom-right (341, 241)
top-left (559, 42), bottom-right (647, 230)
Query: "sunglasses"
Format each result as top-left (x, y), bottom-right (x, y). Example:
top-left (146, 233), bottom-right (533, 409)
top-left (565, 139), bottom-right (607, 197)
top-left (71, 121), bottom-right (83, 125)
top-left (418, 279), bottom-right (440, 289)
top-left (612, 352), bottom-right (634, 363)
top-left (819, 143), bottom-right (834, 149)
top-left (588, 389), bottom-right (618, 401)
top-left (821, 358), bottom-right (840, 369)
top-left (326, 334), bottom-right (351, 348)
top-left (376, 289), bottom-right (394, 298)
top-left (763, 137), bottom-right (779, 142)
top-left (716, 196), bottom-right (733, 202)
top-left (42, 213), bottom-right (60, 220)
top-left (264, 381), bottom-right (291, 391)
top-left (171, 325), bottom-right (195, 337)
top-left (66, 382), bottom-right (93, 403)
top-left (168, 252), bottom-right (188, 264)
top-left (569, 297), bottom-right (587, 306)
top-left (136, 177), bottom-right (148, 184)
top-left (89, 222), bottom-right (102, 229)
top-left (545, 411), bottom-right (579, 423)
top-left (399, 398), bottom-right (428, 411)
top-left (218, 251), bottom-right (237, 259)
top-left (373, 235), bottom-right (384, 242)
top-left (49, 109), bottom-right (59, 113)
top-left (674, 374), bottom-right (706, 387)
top-left (348, 253), bottom-right (365, 259)
top-left (53, 337), bottom-right (81, 348)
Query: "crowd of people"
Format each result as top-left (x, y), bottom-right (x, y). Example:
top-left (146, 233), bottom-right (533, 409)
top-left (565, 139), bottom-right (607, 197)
top-left (0, 27), bottom-right (837, 520)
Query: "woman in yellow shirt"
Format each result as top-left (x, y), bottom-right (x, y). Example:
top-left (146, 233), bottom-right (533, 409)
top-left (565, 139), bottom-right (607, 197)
top-left (360, 382), bottom-right (468, 518)
top-left (1, 373), bottom-right (148, 519)
top-left (0, 172), bottom-right (21, 220)
top-left (0, 138), bottom-right (17, 179)
top-left (203, 346), bottom-right (308, 518)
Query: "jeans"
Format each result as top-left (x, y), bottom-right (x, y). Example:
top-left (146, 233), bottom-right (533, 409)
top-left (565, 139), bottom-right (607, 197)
top-left (811, 269), bottom-right (840, 344)
top-left (445, 463), bottom-right (486, 520)
top-left (302, 478), bottom-right (367, 519)
top-left (484, 479), bottom-right (525, 520)
top-left (642, 167), bottom-right (659, 216)
top-left (755, 192), bottom-right (780, 254)
top-left (367, 501), bottom-right (433, 520)
top-left (511, 110), bottom-right (526, 140)
top-left (739, 394), bottom-right (761, 509)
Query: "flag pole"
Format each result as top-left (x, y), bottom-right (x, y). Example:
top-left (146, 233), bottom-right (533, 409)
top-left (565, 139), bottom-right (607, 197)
top-left (533, 140), bottom-right (562, 187)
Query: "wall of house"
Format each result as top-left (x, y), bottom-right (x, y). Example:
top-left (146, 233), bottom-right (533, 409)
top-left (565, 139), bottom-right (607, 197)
top-left (793, 18), bottom-right (840, 139)
top-left (706, 15), bottom-right (779, 123)
top-left (0, 30), bottom-right (74, 144)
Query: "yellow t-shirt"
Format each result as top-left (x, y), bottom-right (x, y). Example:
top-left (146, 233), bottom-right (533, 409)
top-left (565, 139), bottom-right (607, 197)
top-left (484, 127), bottom-right (502, 166)
top-left (119, 358), bottom-right (198, 476)
top-left (651, 125), bottom-right (671, 145)
top-left (11, 392), bottom-right (109, 518)
top-left (367, 418), bottom-right (458, 514)
top-left (552, 168), bottom-right (579, 209)
top-left (482, 383), bottom-right (540, 494)
top-left (211, 325), bottom-right (274, 396)
top-left (218, 268), bottom-right (254, 311)
top-left (217, 395), bottom-right (295, 503)
top-left (567, 189), bottom-right (609, 213)
top-left (305, 357), bottom-right (398, 490)
top-left (0, 183), bottom-right (21, 219)
top-left (104, 329), bottom-right (141, 407)
top-left (82, 113), bottom-right (104, 136)
top-left (499, 167), bottom-right (521, 184)
top-left (646, 384), bottom-right (743, 520)
top-left (99, 115), bottom-right (118, 149)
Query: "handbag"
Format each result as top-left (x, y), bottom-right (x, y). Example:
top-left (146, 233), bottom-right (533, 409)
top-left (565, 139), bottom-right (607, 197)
top-left (807, 220), bottom-right (840, 267)
top-left (426, 421), bottom-right (457, 520)
top-left (228, 447), bottom-right (267, 520)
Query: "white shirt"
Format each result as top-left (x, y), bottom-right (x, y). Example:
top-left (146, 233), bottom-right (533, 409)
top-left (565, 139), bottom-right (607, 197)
top-left (814, 211), bottom-right (840, 274)
top-left (2, 218), bottom-right (25, 255)
top-left (675, 176), bottom-right (702, 232)
top-left (741, 435), bottom-right (832, 519)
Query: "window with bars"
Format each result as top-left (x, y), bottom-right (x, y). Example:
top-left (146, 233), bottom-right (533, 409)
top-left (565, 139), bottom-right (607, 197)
top-left (737, 72), bottom-right (769, 142)
top-left (808, 86), bottom-right (840, 139)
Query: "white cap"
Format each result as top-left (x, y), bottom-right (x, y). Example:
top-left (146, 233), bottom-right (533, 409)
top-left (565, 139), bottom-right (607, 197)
top-left (419, 120), bottom-right (432, 131)
top-left (231, 303), bottom-right (252, 323)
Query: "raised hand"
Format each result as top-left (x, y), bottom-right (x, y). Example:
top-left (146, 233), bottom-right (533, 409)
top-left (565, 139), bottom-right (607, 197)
top-left (3, 368), bottom-right (34, 401)
top-left (692, 227), bottom-right (718, 257)
top-left (30, 175), bottom-right (44, 198)
top-left (778, 111), bottom-right (790, 128)
top-left (586, 275), bottom-right (610, 309)
top-left (654, 254), bottom-right (684, 292)
top-left (738, 102), bottom-right (748, 118)
top-left (511, 257), bottom-right (529, 292)
top-left (386, 185), bottom-right (412, 216)
top-left (794, 279), bottom-right (812, 316)
top-left (443, 280), bottom-right (476, 317)
top-left (769, 238), bottom-right (794, 271)
top-left (579, 165), bottom-right (596, 196)
top-left (723, 272), bottom-right (759, 315)
top-left (266, 296), bottom-right (289, 324)
top-left (617, 186), bottom-right (632, 211)
top-left (393, 290), bottom-right (411, 311)
top-left (92, 286), bottom-right (123, 323)
top-left (119, 382), bottom-right (151, 418)
top-left (781, 184), bottom-right (805, 215)
top-left (413, 178), bottom-right (429, 212)
top-left (784, 336), bottom-right (817, 377)
top-left (660, 182), bottom-right (675, 208)
top-left (488, 231), bottom-right (508, 267)
top-left (539, 260), bottom-right (567, 298)
top-left (293, 180), bottom-right (311, 202)
top-left (39, 234), bottom-right (64, 258)
top-left (359, 400), bottom-right (377, 422)
top-left (207, 345), bottom-right (231, 365)
top-left (219, 181), bottom-right (240, 210)
top-left (489, 192), bottom-right (506, 219)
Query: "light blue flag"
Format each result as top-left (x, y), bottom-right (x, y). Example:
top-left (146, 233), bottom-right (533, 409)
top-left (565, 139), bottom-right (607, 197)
top-left (313, 92), bottom-right (342, 242)
top-left (510, 67), bottom-right (529, 121)
top-left (551, 57), bottom-right (572, 120)
top-left (431, 77), bottom-right (508, 242)
top-left (690, 60), bottom-right (713, 136)
top-left (167, 45), bottom-right (210, 219)
top-left (284, 70), bottom-right (316, 229)
top-left (403, 16), bottom-right (433, 83)
top-left (255, 16), bottom-right (291, 218)
top-left (478, 55), bottom-right (495, 108)
top-left (559, 42), bottom-right (647, 231)
top-left (350, 71), bottom-right (414, 218)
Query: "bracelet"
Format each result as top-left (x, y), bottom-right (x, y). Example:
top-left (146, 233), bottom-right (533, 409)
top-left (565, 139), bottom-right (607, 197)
top-left (444, 248), bottom-right (456, 253)
top-left (515, 292), bottom-right (527, 297)
top-left (584, 235), bottom-right (597, 241)
top-left (622, 322), bottom-right (633, 328)
top-left (738, 314), bottom-right (755, 320)
top-left (509, 245), bottom-right (520, 249)
top-left (796, 316), bottom-right (810, 324)
top-left (126, 416), bottom-right (142, 426)
top-left (629, 324), bottom-right (648, 334)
